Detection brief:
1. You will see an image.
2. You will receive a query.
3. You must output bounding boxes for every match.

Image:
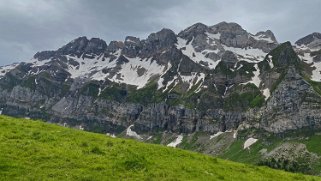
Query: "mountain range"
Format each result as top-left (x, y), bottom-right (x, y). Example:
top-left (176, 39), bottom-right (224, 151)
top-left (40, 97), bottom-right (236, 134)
top-left (1, 21), bottom-right (321, 175)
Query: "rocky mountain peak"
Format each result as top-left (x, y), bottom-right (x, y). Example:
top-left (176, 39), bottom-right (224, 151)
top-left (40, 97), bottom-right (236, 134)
top-left (122, 36), bottom-right (142, 58)
top-left (146, 28), bottom-right (177, 46)
top-left (125, 36), bottom-right (141, 45)
top-left (254, 30), bottom-right (277, 43)
top-left (33, 50), bottom-right (56, 61)
top-left (295, 32), bottom-right (321, 49)
top-left (210, 21), bottom-right (246, 34)
top-left (139, 28), bottom-right (177, 55)
top-left (3, 21), bottom-right (321, 155)
top-left (178, 23), bottom-right (209, 41)
top-left (85, 38), bottom-right (108, 53)
top-left (57, 36), bottom-right (89, 55)
top-left (34, 36), bottom-right (108, 60)
top-left (107, 41), bottom-right (124, 53)
top-left (57, 36), bottom-right (107, 56)
top-left (267, 41), bottom-right (300, 68)
top-left (181, 22), bottom-right (208, 32)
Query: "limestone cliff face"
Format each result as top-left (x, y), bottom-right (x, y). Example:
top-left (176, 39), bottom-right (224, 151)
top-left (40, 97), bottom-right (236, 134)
top-left (261, 67), bottom-right (321, 133)
top-left (0, 22), bottom-right (321, 137)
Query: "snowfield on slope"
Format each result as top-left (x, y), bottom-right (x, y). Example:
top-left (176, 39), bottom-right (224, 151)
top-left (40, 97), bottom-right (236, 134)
top-left (244, 138), bottom-right (258, 149)
top-left (176, 37), bottom-right (221, 69)
top-left (222, 45), bottom-right (266, 63)
top-left (299, 52), bottom-right (321, 82)
top-left (108, 56), bottom-right (167, 89)
top-left (167, 135), bottom-right (183, 147)
top-left (241, 64), bottom-right (261, 87)
top-left (0, 63), bottom-right (19, 78)
top-left (126, 125), bottom-right (143, 140)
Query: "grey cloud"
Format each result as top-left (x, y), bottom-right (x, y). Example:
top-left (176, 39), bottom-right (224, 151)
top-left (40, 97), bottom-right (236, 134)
top-left (0, 0), bottom-right (320, 66)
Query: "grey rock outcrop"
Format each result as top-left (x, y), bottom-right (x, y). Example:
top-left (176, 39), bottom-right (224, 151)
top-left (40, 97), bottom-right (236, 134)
top-left (260, 67), bottom-right (321, 133)
top-left (295, 32), bottom-right (321, 49)
top-left (1, 22), bottom-right (321, 139)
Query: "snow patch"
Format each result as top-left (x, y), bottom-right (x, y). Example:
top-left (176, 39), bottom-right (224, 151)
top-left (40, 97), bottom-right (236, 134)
top-left (236, 64), bottom-right (243, 70)
top-left (125, 39), bottom-right (137, 43)
top-left (210, 131), bottom-right (224, 139)
top-left (268, 55), bottom-right (274, 69)
top-left (206, 32), bottom-right (221, 40)
top-left (241, 64), bottom-right (261, 87)
top-left (167, 135), bottom-right (183, 147)
top-left (126, 125), bottom-right (142, 140)
top-left (97, 87), bottom-right (102, 96)
top-left (223, 45), bottom-right (266, 63)
top-left (106, 133), bottom-right (116, 138)
top-left (66, 54), bottom-right (113, 80)
top-left (176, 37), bottom-right (221, 69)
top-left (250, 34), bottom-right (274, 43)
top-left (262, 88), bottom-right (270, 100)
top-left (0, 63), bottom-right (19, 77)
top-left (109, 56), bottom-right (166, 89)
top-left (233, 130), bottom-right (238, 139)
top-left (180, 72), bottom-right (205, 91)
top-left (210, 130), bottom-right (233, 139)
top-left (157, 63), bottom-right (172, 89)
top-left (299, 53), bottom-right (321, 82)
top-left (311, 62), bottom-right (321, 82)
top-left (79, 125), bottom-right (84, 131)
top-left (30, 58), bottom-right (52, 68)
top-left (244, 138), bottom-right (258, 149)
top-left (163, 75), bottom-right (178, 92)
top-left (0, 108), bottom-right (3, 115)
top-left (223, 84), bottom-right (234, 97)
top-left (311, 61), bottom-right (321, 82)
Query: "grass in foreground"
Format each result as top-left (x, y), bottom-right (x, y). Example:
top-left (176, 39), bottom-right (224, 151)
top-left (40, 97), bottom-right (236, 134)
top-left (0, 115), bottom-right (319, 181)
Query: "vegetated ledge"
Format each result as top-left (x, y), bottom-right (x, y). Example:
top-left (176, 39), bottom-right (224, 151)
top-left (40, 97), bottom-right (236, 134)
top-left (0, 115), bottom-right (319, 181)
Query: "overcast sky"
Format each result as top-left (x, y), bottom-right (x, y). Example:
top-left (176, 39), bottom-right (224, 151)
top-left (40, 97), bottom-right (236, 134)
top-left (0, 0), bottom-right (320, 66)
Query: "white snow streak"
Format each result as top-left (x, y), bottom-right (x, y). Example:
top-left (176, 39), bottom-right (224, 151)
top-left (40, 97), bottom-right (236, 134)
top-left (126, 125), bottom-right (142, 140)
top-left (262, 88), bottom-right (270, 100)
top-left (210, 130), bottom-right (233, 140)
top-left (210, 131), bottom-right (224, 139)
top-left (268, 55), bottom-right (274, 69)
top-left (233, 130), bottom-right (238, 139)
top-left (250, 34), bottom-right (274, 43)
top-left (180, 72), bottom-right (205, 91)
top-left (244, 138), bottom-right (258, 149)
top-left (157, 63), bottom-right (172, 89)
top-left (97, 87), bottom-right (102, 96)
top-left (106, 133), bottom-right (116, 138)
top-left (167, 135), bottom-right (183, 147)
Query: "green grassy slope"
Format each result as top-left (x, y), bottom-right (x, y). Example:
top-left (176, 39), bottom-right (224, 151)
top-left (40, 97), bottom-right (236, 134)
top-left (0, 115), bottom-right (319, 181)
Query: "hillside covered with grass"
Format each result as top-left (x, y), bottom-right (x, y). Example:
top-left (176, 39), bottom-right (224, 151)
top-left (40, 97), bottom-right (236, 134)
top-left (0, 115), bottom-right (320, 181)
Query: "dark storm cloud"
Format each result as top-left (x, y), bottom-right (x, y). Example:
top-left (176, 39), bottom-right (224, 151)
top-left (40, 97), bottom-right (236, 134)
top-left (0, 0), bottom-right (320, 65)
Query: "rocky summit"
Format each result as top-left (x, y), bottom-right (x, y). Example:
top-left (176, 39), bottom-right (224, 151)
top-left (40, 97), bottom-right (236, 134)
top-left (1, 21), bottom-right (321, 175)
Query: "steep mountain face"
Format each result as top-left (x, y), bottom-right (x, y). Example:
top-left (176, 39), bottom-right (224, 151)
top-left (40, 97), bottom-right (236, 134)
top-left (0, 22), bottom-right (320, 140)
